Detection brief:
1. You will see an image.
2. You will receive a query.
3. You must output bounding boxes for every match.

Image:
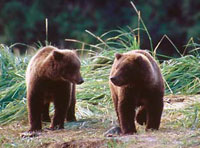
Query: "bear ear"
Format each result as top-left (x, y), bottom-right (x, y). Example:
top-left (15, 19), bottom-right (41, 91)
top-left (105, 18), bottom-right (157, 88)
top-left (73, 50), bottom-right (78, 56)
top-left (135, 55), bottom-right (144, 64)
top-left (115, 53), bottom-right (122, 60)
top-left (53, 50), bottom-right (64, 61)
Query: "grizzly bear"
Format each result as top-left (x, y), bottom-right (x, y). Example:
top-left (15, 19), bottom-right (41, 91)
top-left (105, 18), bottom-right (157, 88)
top-left (26, 46), bottom-right (84, 131)
top-left (109, 50), bottom-right (164, 135)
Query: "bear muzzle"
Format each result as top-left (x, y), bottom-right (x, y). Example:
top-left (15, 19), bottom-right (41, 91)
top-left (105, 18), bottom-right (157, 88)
top-left (76, 77), bottom-right (84, 85)
top-left (110, 77), bottom-right (117, 84)
top-left (110, 76), bottom-right (123, 86)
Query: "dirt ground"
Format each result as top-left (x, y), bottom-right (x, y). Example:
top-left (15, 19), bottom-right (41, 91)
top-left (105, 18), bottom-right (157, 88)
top-left (0, 95), bottom-right (200, 148)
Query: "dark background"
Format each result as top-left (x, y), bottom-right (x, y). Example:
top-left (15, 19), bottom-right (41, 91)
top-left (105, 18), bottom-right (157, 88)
top-left (0, 0), bottom-right (200, 54)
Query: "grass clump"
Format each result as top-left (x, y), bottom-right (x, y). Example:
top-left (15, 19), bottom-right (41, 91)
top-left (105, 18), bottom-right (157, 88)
top-left (0, 44), bottom-right (29, 124)
top-left (162, 55), bottom-right (200, 94)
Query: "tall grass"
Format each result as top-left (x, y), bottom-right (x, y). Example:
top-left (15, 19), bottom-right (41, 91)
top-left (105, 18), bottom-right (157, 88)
top-left (0, 45), bottom-right (28, 109)
top-left (1, 33), bottom-right (200, 125)
top-left (0, 44), bottom-right (29, 124)
top-left (0, 1), bottom-right (200, 125)
top-left (162, 55), bottom-right (200, 94)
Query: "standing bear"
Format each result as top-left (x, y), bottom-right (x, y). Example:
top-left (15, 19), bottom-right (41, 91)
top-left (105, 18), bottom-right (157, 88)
top-left (26, 46), bottom-right (84, 131)
top-left (109, 50), bottom-right (164, 135)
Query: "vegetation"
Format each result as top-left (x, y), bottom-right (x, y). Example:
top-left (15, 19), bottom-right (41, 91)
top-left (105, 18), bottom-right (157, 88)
top-left (0, 28), bottom-right (200, 125)
top-left (1, 0), bottom-right (200, 51)
top-left (0, 39), bottom-right (200, 147)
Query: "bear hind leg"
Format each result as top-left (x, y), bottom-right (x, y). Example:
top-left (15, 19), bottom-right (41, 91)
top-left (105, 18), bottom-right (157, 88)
top-left (136, 106), bottom-right (147, 125)
top-left (146, 98), bottom-right (163, 130)
top-left (50, 92), bottom-right (69, 130)
top-left (41, 102), bottom-right (51, 122)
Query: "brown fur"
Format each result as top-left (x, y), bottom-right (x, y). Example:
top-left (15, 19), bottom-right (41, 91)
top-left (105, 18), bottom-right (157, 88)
top-left (109, 50), bottom-right (164, 135)
top-left (26, 46), bottom-right (84, 131)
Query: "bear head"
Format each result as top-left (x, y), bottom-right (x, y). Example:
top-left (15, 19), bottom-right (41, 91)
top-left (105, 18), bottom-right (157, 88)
top-left (110, 52), bottom-right (152, 86)
top-left (47, 50), bottom-right (84, 84)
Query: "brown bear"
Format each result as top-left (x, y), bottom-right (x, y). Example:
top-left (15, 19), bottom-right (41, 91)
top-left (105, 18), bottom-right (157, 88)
top-left (26, 46), bottom-right (84, 131)
top-left (109, 50), bottom-right (164, 135)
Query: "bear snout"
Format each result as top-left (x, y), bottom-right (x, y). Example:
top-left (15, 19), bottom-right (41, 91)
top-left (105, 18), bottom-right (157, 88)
top-left (110, 76), bottom-right (126, 86)
top-left (110, 77), bottom-right (117, 83)
top-left (77, 77), bottom-right (84, 84)
top-left (110, 76), bottom-right (120, 86)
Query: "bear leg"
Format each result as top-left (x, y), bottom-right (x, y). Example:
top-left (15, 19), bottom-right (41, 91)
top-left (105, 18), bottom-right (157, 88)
top-left (41, 103), bottom-right (51, 122)
top-left (118, 99), bottom-right (137, 134)
top-left (50, 93), bottom-right (69, 130)
top-left (136, 106), bottom-right (147, 125)
top-left (146, 98), bottom-right (163, 130)
top-left (66, 84), bottom-right (76, 122)
top-left (28, 97), bottom-right (42, 131)
top-left (110, 89), bottom-right (120, 120)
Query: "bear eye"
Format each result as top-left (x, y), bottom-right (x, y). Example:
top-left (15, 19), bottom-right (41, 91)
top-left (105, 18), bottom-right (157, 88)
top-left (68, 65), bottom-right (75, 71)
top-left (123, 67), bottom-right (129, 72)
top-left (123, 64), bottom-right (131, 71)
top-left (68, 64), bottom-right (79, 74)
